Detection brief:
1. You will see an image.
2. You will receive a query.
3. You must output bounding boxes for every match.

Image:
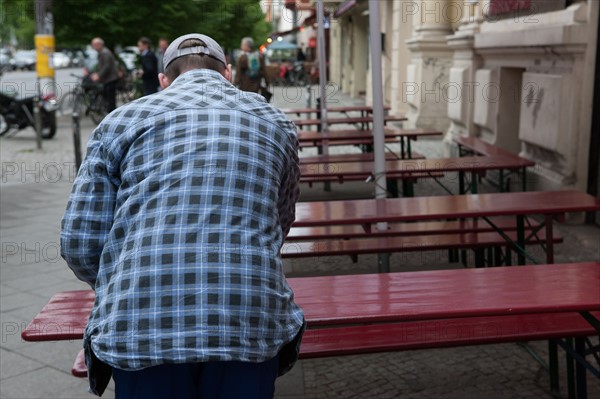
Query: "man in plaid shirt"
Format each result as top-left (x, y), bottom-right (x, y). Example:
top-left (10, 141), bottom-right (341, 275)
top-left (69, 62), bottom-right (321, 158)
top-left (61, 33), bottom-right (304, 398)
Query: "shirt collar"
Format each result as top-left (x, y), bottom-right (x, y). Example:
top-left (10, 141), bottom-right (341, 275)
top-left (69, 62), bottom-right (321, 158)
top-left (171, 68), bottom-right (232, 88)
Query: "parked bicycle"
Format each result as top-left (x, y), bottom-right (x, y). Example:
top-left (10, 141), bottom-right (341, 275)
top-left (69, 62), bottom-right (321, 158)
top-left (58, 74), bottom-right (107, 124)
top-left (58, 73), bottom-right (140, 124)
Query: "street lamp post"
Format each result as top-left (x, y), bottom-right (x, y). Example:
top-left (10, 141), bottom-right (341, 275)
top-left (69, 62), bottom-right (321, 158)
top-left (34, 0), bottom-right (55, 149)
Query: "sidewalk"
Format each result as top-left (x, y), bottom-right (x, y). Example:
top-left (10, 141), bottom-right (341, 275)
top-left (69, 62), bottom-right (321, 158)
top-left (1, 85), bottom-right (599, 398)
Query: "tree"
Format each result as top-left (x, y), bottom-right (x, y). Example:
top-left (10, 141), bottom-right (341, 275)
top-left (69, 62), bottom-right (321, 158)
top-left (52, 0), bottom-right (271, 51)
top-left (0, 0), bottom-right (36, 48)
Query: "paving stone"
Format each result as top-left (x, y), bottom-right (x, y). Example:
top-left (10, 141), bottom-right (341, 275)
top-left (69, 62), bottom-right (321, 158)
top-left (0, 348), bottom-right (44, 381)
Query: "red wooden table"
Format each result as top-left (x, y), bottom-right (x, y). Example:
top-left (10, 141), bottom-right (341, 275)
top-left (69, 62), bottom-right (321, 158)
top-left (293, 115), bottom-right (407, 130)
top-left (281, 105), bottom-right (391, 118)
top-left (293, 190), bottom-right (600, 265)
top-left (299, 155), bottom-right (534, 196)
top-left (297, 128), bottom-right (442, 159)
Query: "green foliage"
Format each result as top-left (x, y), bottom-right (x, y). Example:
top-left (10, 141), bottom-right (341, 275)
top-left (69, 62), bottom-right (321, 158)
top-left (0, 0), bottom-right (36, 48)
top-left (51, 0), bottom-right (271, 51)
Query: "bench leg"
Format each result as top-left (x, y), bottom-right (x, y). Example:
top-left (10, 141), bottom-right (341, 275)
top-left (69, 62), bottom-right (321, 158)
top-left (387, 178), bottom-right (399, 198)
top-left (448, 249), bottom-right (458, 263)
top-left (474, 248), bottom-right (485, 268)
top-left (494, 247), bottom-right (503, 266)
top-left (378, 253), bottom-right (390, 273)
top-left (575, 338), bottom-right (588, 399)
top-left (566, 337), bottom-right (576, 399)
top-left (460, 249), bottom-right (468, 267)
top-left (549, 340), bottom-right (561, 398)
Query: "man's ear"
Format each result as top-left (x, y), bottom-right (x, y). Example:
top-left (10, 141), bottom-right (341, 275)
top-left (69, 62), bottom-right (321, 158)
top-left (159, 73), bottom-right (171, 89)
top-left (222, 64), bottom-right (233, 83)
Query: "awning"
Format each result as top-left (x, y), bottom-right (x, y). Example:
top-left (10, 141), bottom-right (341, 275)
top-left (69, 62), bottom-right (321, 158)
top-left (333, 0), bottom-right (358, 18)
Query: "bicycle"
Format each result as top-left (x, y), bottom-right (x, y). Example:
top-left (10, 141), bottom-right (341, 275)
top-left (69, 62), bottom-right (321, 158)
top-left (58, 74), bottom-right (107, 124)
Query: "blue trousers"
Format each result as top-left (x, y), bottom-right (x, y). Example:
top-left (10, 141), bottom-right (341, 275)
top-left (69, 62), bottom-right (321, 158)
top-left (112, 356), bottom-right (279, 399)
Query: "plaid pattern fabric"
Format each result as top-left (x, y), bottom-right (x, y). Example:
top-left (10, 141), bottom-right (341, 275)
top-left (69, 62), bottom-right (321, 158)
top-left (61, 69), bottom-right (304, 370)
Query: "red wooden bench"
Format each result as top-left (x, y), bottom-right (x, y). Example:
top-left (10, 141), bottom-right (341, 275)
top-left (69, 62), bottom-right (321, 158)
top-left (287, 217), bottom-right (538, 241)
top-left (71, 311), bottom-right (597, 377)
top-left (281, 230), bottom-right (562, 267)
top-left (299, 152), bottom-right (425, 165)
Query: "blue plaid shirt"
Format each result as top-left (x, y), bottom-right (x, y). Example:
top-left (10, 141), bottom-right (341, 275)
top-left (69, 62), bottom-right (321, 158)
top-left (61, 69), bottom-right (304, 371)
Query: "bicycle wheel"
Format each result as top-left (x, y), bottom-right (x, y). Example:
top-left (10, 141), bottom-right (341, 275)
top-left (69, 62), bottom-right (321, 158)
top-left (88, 92), bottom-right (108, 124)
top-left (58, 89), bottom-right (77, 116)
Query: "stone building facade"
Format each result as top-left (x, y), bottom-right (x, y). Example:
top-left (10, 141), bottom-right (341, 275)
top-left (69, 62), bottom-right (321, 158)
top-left (324, 0), bottom-right (599, 194)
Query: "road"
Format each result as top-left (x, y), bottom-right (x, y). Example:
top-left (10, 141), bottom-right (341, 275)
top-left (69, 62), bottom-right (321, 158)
top-left (0, 67), bottom-right (84, 99)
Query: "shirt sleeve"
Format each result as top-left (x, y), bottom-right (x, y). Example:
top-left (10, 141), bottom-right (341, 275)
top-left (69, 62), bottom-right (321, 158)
top-left (60, 128), bottom-right (117, 288)
top-left (277, 126), bottom-right (301, 239)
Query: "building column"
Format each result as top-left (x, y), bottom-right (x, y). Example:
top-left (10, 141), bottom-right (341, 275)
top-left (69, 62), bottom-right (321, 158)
top-left (444, 0), bottom-right (484, 155)
top-left (390, 1), bottom-right (415, 117)
top-left (404, 0), bottom-right (455, 131)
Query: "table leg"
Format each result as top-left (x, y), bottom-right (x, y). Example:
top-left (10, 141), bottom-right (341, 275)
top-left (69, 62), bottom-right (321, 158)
top-left (407, 138), bottom-right (412, 160)
top-left (387, 178), bottom-right (399, 198)
top-left (545, 215), bottom-right (554, 264)
top-left (400, 137), bottom-right (406, 160)
top-left (401, 178), bottom-right (414, 197)
top-left (516, 215), bottom-right (526, 265)
top-left (549, 340), bottom-right (560, 397)
top-left (471, 171), bottom-right (478, 194)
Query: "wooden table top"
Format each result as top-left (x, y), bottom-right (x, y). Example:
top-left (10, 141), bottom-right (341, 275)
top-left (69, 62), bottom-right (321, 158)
top-left (293, 115), bottom-right (407, 127)
top-left (299, 155), bottom-right (534, 180)
top-left (297, 128), bottom-right (442, 142)
top-left (288, 262), bottom-right (600, 326)
top-left (293, 190), bottom-right (600, 227)
top-left (282, 105), bottom-right (391, 115)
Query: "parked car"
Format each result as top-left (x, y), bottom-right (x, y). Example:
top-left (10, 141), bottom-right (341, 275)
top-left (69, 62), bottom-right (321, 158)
top-left (64, 49), bottom-right (86, 68)
top-left (11, 50), bottom-right (36, 70)
top-left (0, 53), bottom-right (11, 72)
top-left (52, 52), bottom-right (71, 68)
top-left (117, 51), bottom-right (137, 71)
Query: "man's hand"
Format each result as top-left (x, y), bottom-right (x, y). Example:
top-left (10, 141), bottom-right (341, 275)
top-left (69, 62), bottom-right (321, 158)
top-left (91, 72), bottom-right (99, 82)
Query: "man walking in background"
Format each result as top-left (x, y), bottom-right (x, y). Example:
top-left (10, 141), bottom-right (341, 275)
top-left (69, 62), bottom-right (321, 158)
top-left (137, 37), bottom-right (160, 96)
top-left (90, 37), bottom-right (119, 112)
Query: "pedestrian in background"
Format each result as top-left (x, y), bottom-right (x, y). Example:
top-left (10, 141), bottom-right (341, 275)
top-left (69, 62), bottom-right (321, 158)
top-left (137, 37), bottom-right (160, 96)
top-left (61, 32), bottom-right (304, 399)
top-left (156, 37), bottom-right (169, 74)
top-left (234, 37), bottom-right (268, 94)
top-left (90, 37), bottom-right (119, 112)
